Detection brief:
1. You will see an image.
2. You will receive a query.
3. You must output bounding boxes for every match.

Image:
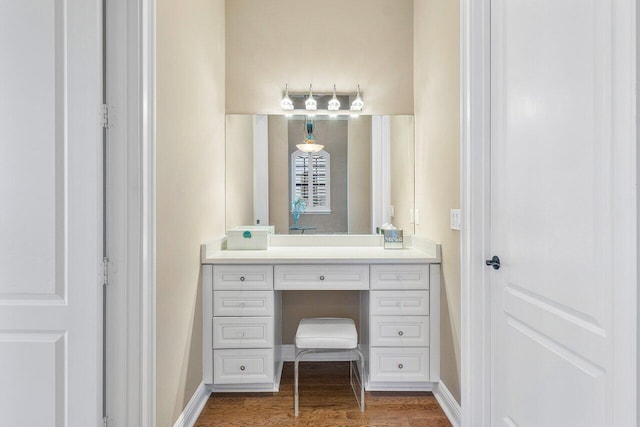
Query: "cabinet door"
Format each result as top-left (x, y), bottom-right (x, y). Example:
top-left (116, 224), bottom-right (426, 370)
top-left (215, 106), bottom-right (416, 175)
top-left (213, 317), bottom-right (274, 349)
top-left (370, 316), bottom-right (430, 347)
top-left (370, 265), bottom-right (429, 290)
top-left (213, 291), bottom-right (274, 317)
top-left (213, 349), bottom-right (274, 384)
top-left (214, 265), bottom-right (273, 290)
top-left (274, 264), bottom-right (369, 290)
top-left (369, 347), bottom-right (430, 382)
top-left (369, 291), bottom-right (430, 316)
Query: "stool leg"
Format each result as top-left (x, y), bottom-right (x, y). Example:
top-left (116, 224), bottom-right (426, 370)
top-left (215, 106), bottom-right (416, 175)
top-left (357, 349), bottom-right (365, 412)
top-left (349, 349), bottom-right (366, 412)
top-left (294, 352), bottom-right (300, 417)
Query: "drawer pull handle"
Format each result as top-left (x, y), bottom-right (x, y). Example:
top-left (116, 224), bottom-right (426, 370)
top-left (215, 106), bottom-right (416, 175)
top-left (398, 364), bottom-right (404, 369)
top-left (398, 331), bottom-right (404, 336)
top-left (240, 276), bottom-right (246, 282)
top-left (320, 275), bottom-right (325, 281)
top-left (240, 365), bottom-right (246, 371)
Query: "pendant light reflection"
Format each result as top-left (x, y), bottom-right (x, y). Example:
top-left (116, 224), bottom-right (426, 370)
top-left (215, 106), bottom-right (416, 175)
top-left (296, 118), bottom-right (324, 153)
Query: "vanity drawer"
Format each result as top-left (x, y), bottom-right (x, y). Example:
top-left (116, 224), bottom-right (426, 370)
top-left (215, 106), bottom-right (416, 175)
top-left (370, 265), bottom-right (429, 290)
top-left (369, 290), bottom-right (430, 316)
top-left (213, 291), bottom-right (274, 317)
top-left (213, 265), bottom-right (273, 290)
top-left (370, 315), bottom-right (430, 347)
top-left (369, 347), bottom-right (430, 382)
top-left (274, 264), bottom-right (369, 290)
top-left (213, 317), bottom-right (274, 348)
top-left (213, 348), bottom-right (274, 384)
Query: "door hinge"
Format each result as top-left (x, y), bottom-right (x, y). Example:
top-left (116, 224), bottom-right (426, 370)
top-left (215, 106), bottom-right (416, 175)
top-left (103, 257), bottom-right (109, 286)
top-left (101, 104), bottom-right (111, 128)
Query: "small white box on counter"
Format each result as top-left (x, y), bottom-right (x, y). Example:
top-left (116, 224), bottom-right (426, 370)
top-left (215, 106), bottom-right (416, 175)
top-left (226, 226), bottom-right (274, 250)
top-left (383, 229), bottom-right (404, 249)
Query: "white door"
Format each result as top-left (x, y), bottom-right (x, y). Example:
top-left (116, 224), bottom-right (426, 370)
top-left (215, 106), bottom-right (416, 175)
top-left (0, 1), bottom-right (103, 426)
top-left (490, 0), bottom-right (636, 426)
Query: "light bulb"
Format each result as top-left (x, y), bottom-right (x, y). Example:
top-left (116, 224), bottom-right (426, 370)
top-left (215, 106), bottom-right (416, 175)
top-left (305, 84), bottom-right (317, 111)
top-left (280, 84), bottom-right (294, 110)
top-left (350, 84), bottom-right (364, 111)
top-left (328, 84), bottom-right (340, 111)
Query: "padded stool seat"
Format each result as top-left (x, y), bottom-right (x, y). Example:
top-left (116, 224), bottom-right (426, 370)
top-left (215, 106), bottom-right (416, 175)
top-left (293, 317), bottom-right (365, 416)
top-left (295, 318), bottom-right (358, 349)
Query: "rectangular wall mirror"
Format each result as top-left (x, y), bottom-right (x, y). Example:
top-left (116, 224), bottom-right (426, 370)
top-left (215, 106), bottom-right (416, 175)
top-left (225, 115), bottom-right (415, 235)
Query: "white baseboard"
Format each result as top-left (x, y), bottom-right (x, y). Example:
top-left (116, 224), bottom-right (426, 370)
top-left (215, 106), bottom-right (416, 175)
top-left (434, 381), bottom-right (461, 427)
top-left (173, 382), bottom-right (210, 427)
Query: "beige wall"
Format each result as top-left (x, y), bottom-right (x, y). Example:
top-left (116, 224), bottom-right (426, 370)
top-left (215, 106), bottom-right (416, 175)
top-left (390, 116), bottom-right (415, 234)
top-left (348, 116), bottom-right (372, 234)
top-left (225, 0), bottom-right (414, 115)
top-left (225, 115), bottom-right (254, 229)
top-left (414, 0), bottom-right (461, 404)
top-left (156, 1), bottom-right (226, 426)
top-left (281, 291), bottom-right (361, 344)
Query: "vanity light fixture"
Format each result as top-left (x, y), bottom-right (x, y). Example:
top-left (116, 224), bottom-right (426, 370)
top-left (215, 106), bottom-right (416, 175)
top-left (280, 84), bottom-right (294, 110)
top-left (279, 84), bottom-right (364, 113)
top-left (296, 118), bottom-right (324, 153)
top-left (350, 84), bottom-right (364, 111)
top-left (304, 85), bottom-right (317, 111)
top-left (328, 84), bottom-right (340, 111)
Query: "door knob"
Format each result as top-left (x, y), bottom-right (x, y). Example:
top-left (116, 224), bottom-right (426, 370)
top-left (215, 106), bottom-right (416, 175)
top-left (485, 256), bottom-right (501, 270)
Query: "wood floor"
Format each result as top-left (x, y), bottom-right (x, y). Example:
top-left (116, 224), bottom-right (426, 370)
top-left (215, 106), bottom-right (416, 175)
top-left (195, 362), bottom-right (452, 427)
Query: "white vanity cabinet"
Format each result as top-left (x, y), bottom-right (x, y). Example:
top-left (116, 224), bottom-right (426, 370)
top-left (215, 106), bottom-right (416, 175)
top-left (204, 264), bottom-right (281, 391)
top-left (202, 242), bottom-right (440, 393)
top-left (367, 264), bottom-right (439, 389)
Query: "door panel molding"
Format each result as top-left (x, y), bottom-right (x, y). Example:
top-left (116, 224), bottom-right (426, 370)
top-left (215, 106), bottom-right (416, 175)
top-left (505, 316), bottom-right (605, 378)
top-left (0, 0), bottom-right (69, 304)
top-left (504, 284), bottom-right (605, 335)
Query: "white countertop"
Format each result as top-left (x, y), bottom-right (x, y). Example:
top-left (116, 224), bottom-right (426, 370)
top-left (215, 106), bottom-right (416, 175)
top-left (201, 235), bottom-right (441, 265)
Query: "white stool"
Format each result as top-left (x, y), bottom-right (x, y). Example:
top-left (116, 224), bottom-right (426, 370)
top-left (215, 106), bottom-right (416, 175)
top-left (294, 318), bottom-right (365, 416)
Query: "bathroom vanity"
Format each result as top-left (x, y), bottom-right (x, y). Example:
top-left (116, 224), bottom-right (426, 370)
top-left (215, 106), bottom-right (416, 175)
top-left (201, 235), bottom-right (441, 393)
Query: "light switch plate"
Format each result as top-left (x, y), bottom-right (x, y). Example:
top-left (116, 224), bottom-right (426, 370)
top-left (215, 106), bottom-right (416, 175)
top-left (450, 209), bottom-right (462, 230)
